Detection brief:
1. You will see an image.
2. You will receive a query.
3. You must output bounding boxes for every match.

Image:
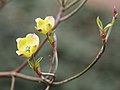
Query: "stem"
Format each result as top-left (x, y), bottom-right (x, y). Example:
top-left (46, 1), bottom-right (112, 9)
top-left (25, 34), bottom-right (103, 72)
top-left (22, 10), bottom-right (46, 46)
top-left (53, 44), bottom-right (106, 85)
top-left (48, 55), bottom-right (54, 73)
top-left (45, 85), bottom-right (50, 90)
top-left (52, 33), bottom-right (58, 75)
top-left (105, 26), bottom-right (112, 42)
top-left (0, 0), bottom-right (10, 10)
top-left (10, 76), bottom-right (15, 90)
top-left (42, 72), bottom-right (55, 76)
top-left (57, 0), bottom-right (62, 6)
top-left (60, 0), bottom-right (87, 22)
top-left (65, 0), bottom-right (80, 10)
top-left (0, 71), bottom-right (45, 83)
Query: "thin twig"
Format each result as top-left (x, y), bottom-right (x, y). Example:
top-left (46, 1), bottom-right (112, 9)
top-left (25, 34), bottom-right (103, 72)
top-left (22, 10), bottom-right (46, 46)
top-left (0, 0), bottom-right (10, 10)
top-left (53, 44), bottom-right (106, 85)
top-left (42, 72), bottom-right (55, 76)
top-left (57, 0), bottom-right (62, 6)
top-left (45, 85), bottom-right (50, 90)
top-left (10, 76), bottom-right (15, 90)
top-left (105, 26), bottom-right (112, 42)
top-left (65, 0), bottom-right (80, 10)
top-left (52, 33), bottom-right (58, 75)
top-left (0, 71), bottom-right (45, 83)
top-left (60, 0), bottom-right (87, 22)
top-left (48, 55), bottom-right (54, 73)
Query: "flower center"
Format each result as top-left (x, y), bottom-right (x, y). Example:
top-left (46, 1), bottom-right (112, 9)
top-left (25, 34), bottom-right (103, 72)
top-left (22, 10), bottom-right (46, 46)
top-left (26, 46), bottom-right (30, 53)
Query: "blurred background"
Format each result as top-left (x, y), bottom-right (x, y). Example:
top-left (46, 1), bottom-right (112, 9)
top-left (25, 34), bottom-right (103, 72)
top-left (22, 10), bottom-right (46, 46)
top-left (0, 0), bottom-right (120, 90)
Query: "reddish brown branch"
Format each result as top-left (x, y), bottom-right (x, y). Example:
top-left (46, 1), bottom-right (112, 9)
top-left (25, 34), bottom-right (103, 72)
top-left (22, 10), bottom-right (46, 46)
top-left (0, 0), bottom-right (10, 10)
top-left (0, 71), bottom-right (45, 83)
top-left (10, 76), bottom-right (15, 90)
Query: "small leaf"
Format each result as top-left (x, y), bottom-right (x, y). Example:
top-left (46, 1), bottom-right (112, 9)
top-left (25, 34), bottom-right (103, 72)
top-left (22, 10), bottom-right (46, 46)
top-left (48, 30), bottom-right (56, 45)
top-left (97, 16), bottom-right (103, 30)
top-left (28, 60), bottom-right (34, 69)
top-left (35, 57), bottom-right (43, 66)
top-left (51, 30), bottom-right (56, 38)
top-left (104, 23), bottom-right (112, 32)
top-left (35, 57), bottom-right (43, 71)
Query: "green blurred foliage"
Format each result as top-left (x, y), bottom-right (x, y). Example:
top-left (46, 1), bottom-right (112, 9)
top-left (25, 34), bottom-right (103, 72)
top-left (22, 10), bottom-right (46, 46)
top-left (0, 0), bottom-right (120, 90)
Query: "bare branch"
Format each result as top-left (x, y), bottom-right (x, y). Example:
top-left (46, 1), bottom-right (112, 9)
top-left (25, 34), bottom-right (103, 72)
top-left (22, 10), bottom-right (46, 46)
top-left (65, 0), bottom-right (80, 10)
top-left (0, 0), bottom-right (10, 10)
top-left (60, 0), bottom-right (87, 22)
top-left (42, 72), bottom-right (55, 76)
top-left (48, 55), bottom-right (54, 73)
top-left (53, 44), bottom-right (106, 85)
top-left (57, 0), bottom-right (62, 6)
top-left (45, 85), bottom-right (50, 90)
top-left (0, 71), bottom-right (45, 83)
top-left (52, 33), bottom-right (59, 75)
top-left (10, 76), bottom-right (15, 90)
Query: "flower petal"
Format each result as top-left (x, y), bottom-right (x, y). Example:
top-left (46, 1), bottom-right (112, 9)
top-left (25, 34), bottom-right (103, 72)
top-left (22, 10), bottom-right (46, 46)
top-left (16, 50), bottom-right (32, 58)
top-left (35, 18), bottom-right (45, 30)
top-left (30, 45), bottom-right (38, 54)
top-left (45, 16), bottom-right (55, 27)
top-left (26, 33), bottom-right (39, 46)
top-left (16, 38), bottom-right (28, 51)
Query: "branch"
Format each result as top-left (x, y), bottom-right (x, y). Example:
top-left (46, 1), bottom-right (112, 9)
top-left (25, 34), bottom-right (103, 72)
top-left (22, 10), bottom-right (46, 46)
top-left (0, 71), bottom-right (46, 83)
top-left (53, 44), bottom-right (106, 85)
top-left (52, 33), bottom-right (58, 75)
top-left (45, 85), bottom-right (50, 90)
top-left (48, 55), bottom-right (54, 74)
top-left (10, 76), bottom-right (15, 90)
top-left (65, 0), bottom-right (81, 10)
top-left (60, 0), bottom-right (87, 22)
top-left (0, 0), bottom-right (10, 10)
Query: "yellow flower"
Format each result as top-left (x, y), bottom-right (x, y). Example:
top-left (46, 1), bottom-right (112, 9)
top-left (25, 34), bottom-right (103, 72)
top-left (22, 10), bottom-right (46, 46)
top-left (35, 16), bottom-right (55, 34)
top-left (16, 33), bottom-right (39, 58)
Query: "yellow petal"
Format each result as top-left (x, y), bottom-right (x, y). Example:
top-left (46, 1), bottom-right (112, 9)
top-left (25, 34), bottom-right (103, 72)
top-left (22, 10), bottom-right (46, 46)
top-left (16, 50), bottom-right (32, 58)
top-left (26, 33), bottom-right (39, 46)
top-left (35, 18), bottom-right (45, 30)
top-left (45, 16), bottom-right (55, 27)
top-left (30, 45), bottom-right (38, 54)
top-left (16, 38), bottom-right (28, 51)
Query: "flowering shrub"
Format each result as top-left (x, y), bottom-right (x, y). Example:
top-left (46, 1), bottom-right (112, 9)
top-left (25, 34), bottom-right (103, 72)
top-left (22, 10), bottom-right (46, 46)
top-left (0, 0), bottom-right (118, 90)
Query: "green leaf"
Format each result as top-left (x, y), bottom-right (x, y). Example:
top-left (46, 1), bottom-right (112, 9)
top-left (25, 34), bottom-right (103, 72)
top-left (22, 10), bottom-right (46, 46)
top-left (48, 30), bottom-right (56, 44)
top-left (104, 23), bottom-right (112, 32)
top-left (35, 57), bottom-right (43, 71)
top-left (28, 60), bottom-right (34, 69)
top-left (51, 30), bottom-right (56, 39)
top-left (97, 16), bottom-right (103, 30)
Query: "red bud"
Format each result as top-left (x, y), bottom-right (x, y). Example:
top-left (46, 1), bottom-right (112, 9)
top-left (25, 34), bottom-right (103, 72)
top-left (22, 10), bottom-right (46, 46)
top-left (113, 6), bottom-right (117, 19)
